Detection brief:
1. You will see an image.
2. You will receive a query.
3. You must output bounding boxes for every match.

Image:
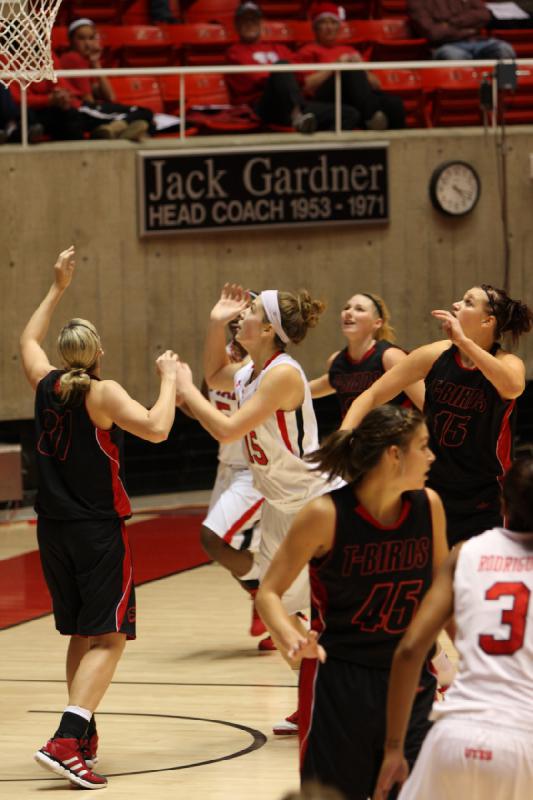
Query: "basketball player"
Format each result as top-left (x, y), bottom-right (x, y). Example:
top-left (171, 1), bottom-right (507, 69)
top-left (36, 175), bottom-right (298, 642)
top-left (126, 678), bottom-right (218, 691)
top-left (174, 284), bottom-right (333, 733)
top-left (198, 307), bottom-right (266, 641)
top-left (20, 246), bottom-right (178, 789)
top-left (342, 285), bottom-right (533, 546)
top-left (310, 292), bottom-right (424, 417)
top-left (256, 405), bottom-right (448, 800)
top-left (374, 457), bottom-right (533, 800)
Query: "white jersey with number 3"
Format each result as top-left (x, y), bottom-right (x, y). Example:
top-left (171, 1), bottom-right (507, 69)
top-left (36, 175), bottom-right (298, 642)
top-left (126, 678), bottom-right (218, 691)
top-left (432, 527), bottom-right (533, 732)
top-left (234, 352), bottom-right (328, 512)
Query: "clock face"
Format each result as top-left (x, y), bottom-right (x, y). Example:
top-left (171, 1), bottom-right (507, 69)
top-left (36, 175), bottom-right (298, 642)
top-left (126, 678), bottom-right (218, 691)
top-left (430, 161), bottom-right (481, 216)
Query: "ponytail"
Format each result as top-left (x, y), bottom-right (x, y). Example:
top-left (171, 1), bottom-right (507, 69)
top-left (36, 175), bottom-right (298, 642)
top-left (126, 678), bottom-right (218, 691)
top-left (481, 284), bottom-right (533, 346)
top-left (307, 405), bottom-right (424, 484)
top-left (56, 317), bottom-right (101, 404)
top-left (58, 368), bottom-right (92, 405)
top-left (276, 290), bottom-right (326, 347)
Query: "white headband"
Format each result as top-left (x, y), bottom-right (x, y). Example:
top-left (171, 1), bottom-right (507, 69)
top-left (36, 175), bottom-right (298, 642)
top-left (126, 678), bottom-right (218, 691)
top-left (260, 290), bottom-right (290, 344)
top-left (68, 18), bottom-right (95, 36)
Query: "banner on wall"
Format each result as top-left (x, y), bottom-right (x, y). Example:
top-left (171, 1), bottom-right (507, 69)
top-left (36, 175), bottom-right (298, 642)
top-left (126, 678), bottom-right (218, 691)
top-left (137, 142), bottom-right (388, 236)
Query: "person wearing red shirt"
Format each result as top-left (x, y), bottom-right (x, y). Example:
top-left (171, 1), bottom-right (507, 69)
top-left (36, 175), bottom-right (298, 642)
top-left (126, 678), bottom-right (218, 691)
top-left (58, 18), bottom-right (153, 140)
top-left (226, 2), bottom-right (318, 132)
top-left (296, 2), bottom-right (405, 130)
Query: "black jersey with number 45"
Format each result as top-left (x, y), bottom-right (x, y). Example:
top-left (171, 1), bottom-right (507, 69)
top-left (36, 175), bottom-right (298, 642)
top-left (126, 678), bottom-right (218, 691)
top-left (309, 483), bottom-right (433, 668)
top-left (424, 344), bottom-right (515, 493)
top-left (34, 369), bottom-right (131, 521)
top-left (328, 340), bottom-right (410, 419)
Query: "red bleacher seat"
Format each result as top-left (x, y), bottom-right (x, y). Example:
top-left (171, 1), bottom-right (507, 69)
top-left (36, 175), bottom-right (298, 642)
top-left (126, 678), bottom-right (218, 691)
top-left (421, 67), bottom-right (485, 127)
top-left (185, 72), bottom-right (260, 131)
top-left (109, 75), bottom-right (164, 112)
top-left (159, 74), bottom-right (182, 113)
top-left (119, 25), bottom-right (178, 66)
top-left (261, 20), bottom-right (297, 45)
top-left (351, 19), bottom-right (429, 60)
top-left (183, 0), bottom-right (239, 25)
top-left (490, 28), bottom-right (533, 59)
top-left (378, 68), bottom-right (426, 127)
top-left (260, 1), bottom-right (306, 18)
top-left (288, 20), bottom-right (314, 46)
top-left (498, 67), bottom-right (533, 125)
top-left (341, 1), bottom-right (374, 20)
top-left (67, 0), bottom-right (127, 24)
top-left (171, 22), bottom-right (234, 66)
top-left (374, 0), bottom-right (408, 18)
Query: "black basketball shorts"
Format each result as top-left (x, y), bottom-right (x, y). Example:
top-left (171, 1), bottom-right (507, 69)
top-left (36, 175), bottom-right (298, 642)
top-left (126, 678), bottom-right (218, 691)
top-left (299, 656), bottom-right (436, 800)
top-left (37, 516), bottom-right (136, 639)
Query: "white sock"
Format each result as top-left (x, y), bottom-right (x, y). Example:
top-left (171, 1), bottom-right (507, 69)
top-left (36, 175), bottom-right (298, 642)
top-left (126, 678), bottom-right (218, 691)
top-left (64, 705), bottom-right (92, 723)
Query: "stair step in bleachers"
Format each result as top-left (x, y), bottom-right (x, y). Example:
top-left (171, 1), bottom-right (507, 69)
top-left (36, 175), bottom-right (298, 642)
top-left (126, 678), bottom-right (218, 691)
top-left (421, 67), bottom-right (485, 127)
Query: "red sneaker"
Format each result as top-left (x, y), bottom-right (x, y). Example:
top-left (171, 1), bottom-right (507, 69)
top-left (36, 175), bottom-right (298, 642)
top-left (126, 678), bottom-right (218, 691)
top-left (80, 732), bottom-right (99, 768)
top-left (250, 601), bottom-right (267, 637)
top-left (258, 635), bottom-right (277, 651)
top-left (34, 737), bottom-right (107, 789)
top-left (273, 710), bottom-right (299, 735)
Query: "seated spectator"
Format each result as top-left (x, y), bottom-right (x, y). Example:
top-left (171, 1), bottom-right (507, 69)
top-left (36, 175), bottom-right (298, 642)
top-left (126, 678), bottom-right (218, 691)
top-left (59, 18), bottom-right (154, 141)
top-left (226, 2), bottom-right (319, 132)
top-left (407, 0), bottom-right (516, 60)
top-left (150, 0), bottom-right (178, 24)
top-left (0, 84), bottom-right (44, 143)
top-left (296, 2), bottom-right (405, 130)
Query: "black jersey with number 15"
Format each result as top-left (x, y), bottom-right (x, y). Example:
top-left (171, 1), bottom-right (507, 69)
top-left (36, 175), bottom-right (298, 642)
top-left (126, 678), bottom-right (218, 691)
top-left (309, 483), bottom-right (433, 668)
top-left (328, 341), bottom-right (410, 419)
top-left (34, 369), bottom-right (131, 521)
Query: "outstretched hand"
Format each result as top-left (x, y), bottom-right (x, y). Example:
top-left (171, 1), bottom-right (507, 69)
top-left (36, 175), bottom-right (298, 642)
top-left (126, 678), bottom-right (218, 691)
top-left (287, 630), bottom-right (327, 666)
top-left (54, 246), bottom-right (75, 290)
top-left (210, 283), bottom-right (250, 325)
top-left (431, 309), bottom-right (466, 345)
top-left (372, 751), bottom-right (409, 800)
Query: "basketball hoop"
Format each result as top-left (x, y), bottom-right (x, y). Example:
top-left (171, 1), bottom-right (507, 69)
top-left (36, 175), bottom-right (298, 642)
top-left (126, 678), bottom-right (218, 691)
top-left (0, 0), bottom-right (63, 87)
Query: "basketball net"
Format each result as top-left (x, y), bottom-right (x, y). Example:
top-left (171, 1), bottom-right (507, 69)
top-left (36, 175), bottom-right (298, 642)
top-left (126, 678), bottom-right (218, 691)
top-left (0, 0), bottom-right (63, 87)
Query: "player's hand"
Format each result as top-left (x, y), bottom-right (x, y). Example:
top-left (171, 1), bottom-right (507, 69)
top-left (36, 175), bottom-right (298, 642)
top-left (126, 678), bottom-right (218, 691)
top-left (54, 246), bottom-right (75, 290)
top-left (156, 350), bottom-right (179, 379)
top-left (372, 751), bottom-right (409, 800)
top-left (431, 309), bottom-right (467, 345)
top-left (286, 630), bottom-right (327, 666)
top-left (210, 283), bottom-right (250, 325)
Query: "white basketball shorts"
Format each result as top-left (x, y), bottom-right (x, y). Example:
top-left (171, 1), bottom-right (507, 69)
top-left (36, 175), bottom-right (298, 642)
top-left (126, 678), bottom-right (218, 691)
top-left (258, 500), bottom-right (310, 616)
top-left (203, 463), bottom-right (263, 550)
top-left (399, 716), bottom-right (533, 800)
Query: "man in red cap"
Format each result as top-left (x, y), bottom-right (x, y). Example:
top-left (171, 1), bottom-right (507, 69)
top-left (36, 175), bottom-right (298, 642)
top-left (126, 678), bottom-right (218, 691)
top-left (296, 2), bottom-right (405, 130)
top-left (226, 2), bottom-right (318, 131)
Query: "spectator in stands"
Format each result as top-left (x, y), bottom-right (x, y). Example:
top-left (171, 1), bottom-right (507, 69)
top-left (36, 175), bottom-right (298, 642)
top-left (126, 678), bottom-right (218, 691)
top-left (296, 2), bottom-right (405, 130)
top-left (0, 85), bottom-right (43, 143)
top-left (226, 2), bottom-right (320, 132)
top-left (59, 19), bottom-right (154, 140)
top-left (407, 0), bottom-right (516, 60)
top-left (150, 0), bottom-right (178, 24)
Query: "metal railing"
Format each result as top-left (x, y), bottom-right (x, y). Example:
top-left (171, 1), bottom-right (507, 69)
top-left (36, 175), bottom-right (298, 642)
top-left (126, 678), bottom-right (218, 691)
top-left (9, 57), bottom-right (533, 147)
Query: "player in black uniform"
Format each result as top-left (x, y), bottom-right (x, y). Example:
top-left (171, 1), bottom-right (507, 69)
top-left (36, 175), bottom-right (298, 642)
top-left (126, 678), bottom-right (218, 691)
top-left (342, 285), bottom-right (533, 546)
top-left (20, 246), bottom-right (178, 790)
top-left (309, 293), bottom-right (424, 418)
top-left (257, 405), bottom-right (448, 800)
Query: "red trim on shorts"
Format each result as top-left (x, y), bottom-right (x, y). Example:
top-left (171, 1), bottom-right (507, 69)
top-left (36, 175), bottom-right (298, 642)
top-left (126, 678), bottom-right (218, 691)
top-left (222, 497), bottom-right (265, 544)
top-left (95, 429), bottom-right (131, 518)
top-left (299, 657), bottom-right (320, 769)
top-left (355, 499), bottom-right (411, 530)
top-left (276, 410), bottom-right (294, 453)
top-left (496, 400), bottom-right (515, 487)
top-left (115, 521), bottom-right (133, 632)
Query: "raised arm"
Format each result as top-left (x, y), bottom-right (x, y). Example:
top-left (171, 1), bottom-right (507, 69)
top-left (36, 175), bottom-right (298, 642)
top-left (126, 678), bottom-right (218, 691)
top-left (372, 549), bottom-right (459, 800)
top-left (341, 341), bottom-right (448, 430)
top-left (309, 351), bottom-right (339, 399)
top-left (203, 283), bottom-right (250, 392)
top-left (382, 347), bottom-right (425, 411)
top-left (20, 247), bottom-right (75, 390)
top-left (91, 351), bottom-right (178, 443)
top-left (176, 361), bottom-right (304, 444)
top-left (432, 310), bottom-right (526, 399)
top-left (256, 495), bottom-right (335, 663)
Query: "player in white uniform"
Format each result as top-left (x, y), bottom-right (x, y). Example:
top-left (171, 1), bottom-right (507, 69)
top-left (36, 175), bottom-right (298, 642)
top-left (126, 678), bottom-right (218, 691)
top-left (175, 284), bottom-right (332, 733)
top-left (374, 457), bottom-right (533, 800)
top-left (200, 323), bottom-right (266, 640)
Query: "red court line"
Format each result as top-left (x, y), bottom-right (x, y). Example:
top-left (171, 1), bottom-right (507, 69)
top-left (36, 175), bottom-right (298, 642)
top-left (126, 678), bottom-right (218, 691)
top-left (0, 511), bottom-right (210, 630)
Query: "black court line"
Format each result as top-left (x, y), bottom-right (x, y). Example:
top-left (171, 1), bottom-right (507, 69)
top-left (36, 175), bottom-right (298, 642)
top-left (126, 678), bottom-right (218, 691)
top-left (1, 711), bottom-right (267, 783)
top-left (0, 678), bottom-right (296, 688)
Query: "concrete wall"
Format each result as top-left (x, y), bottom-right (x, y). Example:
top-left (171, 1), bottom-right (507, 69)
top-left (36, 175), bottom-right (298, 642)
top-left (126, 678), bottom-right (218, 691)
top-left (2, 127), bottom-right (533, 421)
